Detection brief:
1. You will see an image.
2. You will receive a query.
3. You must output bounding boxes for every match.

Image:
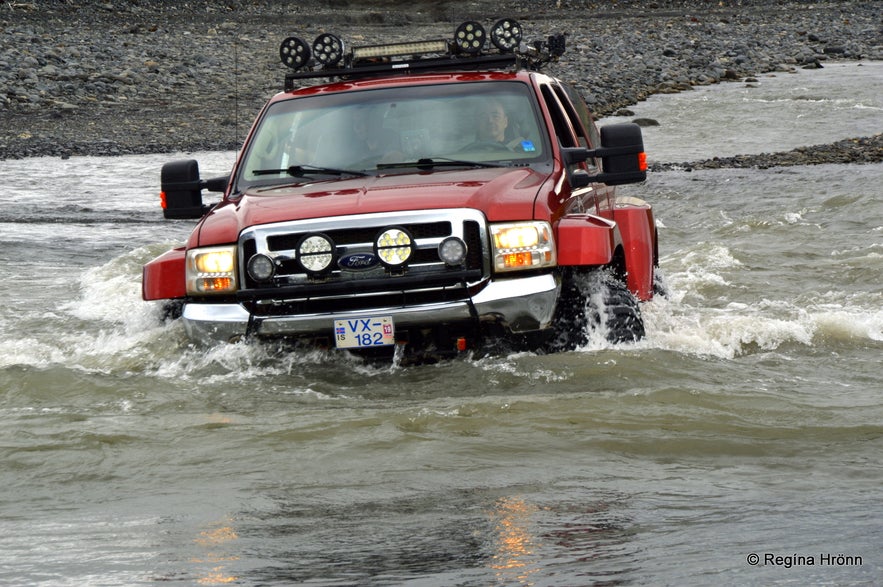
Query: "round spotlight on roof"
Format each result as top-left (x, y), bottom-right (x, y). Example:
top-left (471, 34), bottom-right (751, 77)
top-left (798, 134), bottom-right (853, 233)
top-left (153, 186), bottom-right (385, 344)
top-left (312, 33), bottom-right (345, 66)
top-left (280, 36), bottom-right (311, 70)
top-left (438, 237), bottom-right (468, 267)
top-left (375, 227), bottom-right (414, 267)
top-left (454, 21), bottom-right (486, 55)
top-left (490, 18), bottom-right (523, 52)
top-left (297, 234), bottom-right (335, 275)
top-left (247, 253), bottom-right (276, 282)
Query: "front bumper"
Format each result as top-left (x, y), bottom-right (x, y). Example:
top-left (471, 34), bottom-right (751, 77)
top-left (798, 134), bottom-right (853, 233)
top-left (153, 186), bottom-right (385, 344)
top-left (181, 273), bottom-right (560, 345)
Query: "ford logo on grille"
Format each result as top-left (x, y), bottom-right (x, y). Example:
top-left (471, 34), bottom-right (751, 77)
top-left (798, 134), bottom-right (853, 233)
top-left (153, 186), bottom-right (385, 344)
top-left (338, 252), bottom-right (380, 271)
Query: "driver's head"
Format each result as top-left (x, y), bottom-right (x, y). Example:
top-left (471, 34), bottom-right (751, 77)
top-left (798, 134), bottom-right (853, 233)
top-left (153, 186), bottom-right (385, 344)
top-left (476, 100), bottom-right (508, 142)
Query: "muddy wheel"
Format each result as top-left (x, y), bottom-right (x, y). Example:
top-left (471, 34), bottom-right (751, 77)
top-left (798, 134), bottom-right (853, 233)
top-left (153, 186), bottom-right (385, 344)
top-left (548, 268), bottom-right (645, 351)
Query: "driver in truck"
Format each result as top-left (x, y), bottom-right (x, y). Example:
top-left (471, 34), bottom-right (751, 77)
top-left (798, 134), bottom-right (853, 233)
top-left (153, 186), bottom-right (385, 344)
top-left (476, 99), bottom-right (509, 143)
top-left (469, 98), bottom-right (530, 152)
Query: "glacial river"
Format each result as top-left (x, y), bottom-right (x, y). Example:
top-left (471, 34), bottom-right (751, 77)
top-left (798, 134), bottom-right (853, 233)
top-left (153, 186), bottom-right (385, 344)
top-left (1, 62), bottom-right (881, 585)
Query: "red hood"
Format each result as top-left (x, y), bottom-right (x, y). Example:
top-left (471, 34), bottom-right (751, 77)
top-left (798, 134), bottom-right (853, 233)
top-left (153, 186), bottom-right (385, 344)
top-left (194, 167), bottom-right (552, 246)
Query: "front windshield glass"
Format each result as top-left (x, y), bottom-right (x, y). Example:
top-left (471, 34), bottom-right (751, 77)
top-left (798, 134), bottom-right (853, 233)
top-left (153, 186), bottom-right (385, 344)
top-left (237, 81), bottom-right (548, 189)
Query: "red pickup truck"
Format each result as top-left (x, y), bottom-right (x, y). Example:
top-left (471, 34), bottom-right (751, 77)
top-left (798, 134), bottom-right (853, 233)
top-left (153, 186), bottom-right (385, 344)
top-left (142, 19), bottom-right (656, 360)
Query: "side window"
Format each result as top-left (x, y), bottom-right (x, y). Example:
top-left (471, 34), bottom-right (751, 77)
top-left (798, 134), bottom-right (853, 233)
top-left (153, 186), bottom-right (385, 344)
top-left (553, 84), bottom-right (590, 149)
top-left (540, 85), bottom-right (577, 149)
top-left (558, 83), bottom-right (601, 170)
top-left (541, 84), bottom-right (596, 177)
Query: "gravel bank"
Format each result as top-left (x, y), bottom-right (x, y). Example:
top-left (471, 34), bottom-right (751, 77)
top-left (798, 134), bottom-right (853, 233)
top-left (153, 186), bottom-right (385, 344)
top-left (1, 0), bottom-right (881, 165)
top-left (649, 134), bottom-right (883, 171)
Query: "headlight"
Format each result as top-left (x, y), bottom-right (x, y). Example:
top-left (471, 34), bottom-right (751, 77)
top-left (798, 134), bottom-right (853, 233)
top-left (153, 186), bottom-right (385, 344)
top-left (375, 227), bottom-right (414, 267)
top-left (186, 245), bottom-right (238, 294)
top-left (247, 253), bottom-right (276, 282)
top-left (279, 36), bottom-right (311, 70)
top-left (312, 33), bottom-right (344, 66)
top-left (454, 21), bottom-right (485, 54)
top-left (297, 234), bottom-right (335, 275)
top-left (490, 18), bottom-right (522, 52)
top-left (438, 236), bottom-right (468, 267)
top-left (490, 221), bottom-right (556, 272)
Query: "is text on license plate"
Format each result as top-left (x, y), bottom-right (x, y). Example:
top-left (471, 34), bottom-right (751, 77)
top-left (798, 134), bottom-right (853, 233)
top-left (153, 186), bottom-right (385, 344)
top-left (334, 316), bottom-right (395, 348)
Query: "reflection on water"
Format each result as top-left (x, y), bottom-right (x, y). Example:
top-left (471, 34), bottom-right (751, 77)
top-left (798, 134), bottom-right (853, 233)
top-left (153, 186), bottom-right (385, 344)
top-left (489, 496), bottom-right (540, 584)
top-left (192, 520), bottom-right (239, 585)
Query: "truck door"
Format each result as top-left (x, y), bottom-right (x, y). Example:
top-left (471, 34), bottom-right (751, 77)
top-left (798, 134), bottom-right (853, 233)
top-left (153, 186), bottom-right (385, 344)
top-left (554, 82), bottom-right (615, 216)
top-left (538, 83), bottom-right (604, 216)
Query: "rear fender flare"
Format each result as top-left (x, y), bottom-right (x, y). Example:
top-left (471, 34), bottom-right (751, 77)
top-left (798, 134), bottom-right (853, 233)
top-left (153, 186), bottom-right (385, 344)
top-left (613, 197), bottom-right (656, 301)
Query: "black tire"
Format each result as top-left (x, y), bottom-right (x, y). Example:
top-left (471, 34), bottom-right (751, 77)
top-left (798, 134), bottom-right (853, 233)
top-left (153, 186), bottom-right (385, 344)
top-left (547, 268), bottom-right (645, 351)
top-left (160, 299), bottom-right (184, 322)
top-left (601, 276), bottom-right (645, 343)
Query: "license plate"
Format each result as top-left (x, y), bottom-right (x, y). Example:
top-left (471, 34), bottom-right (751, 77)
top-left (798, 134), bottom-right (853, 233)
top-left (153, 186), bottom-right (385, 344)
top-left (334, 316), bottom-right (395, 349)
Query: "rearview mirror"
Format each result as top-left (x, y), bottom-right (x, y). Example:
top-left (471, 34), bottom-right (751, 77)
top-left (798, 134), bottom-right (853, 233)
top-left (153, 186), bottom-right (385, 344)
top-left (563, 123), bottom-right (647, 188)
top-left (160, 159), bottom-right (229, 219)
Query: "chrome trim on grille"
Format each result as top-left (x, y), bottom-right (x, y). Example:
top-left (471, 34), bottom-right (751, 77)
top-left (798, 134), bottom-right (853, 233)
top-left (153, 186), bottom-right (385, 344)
top-left (239, 209), bottom-right (489, 291)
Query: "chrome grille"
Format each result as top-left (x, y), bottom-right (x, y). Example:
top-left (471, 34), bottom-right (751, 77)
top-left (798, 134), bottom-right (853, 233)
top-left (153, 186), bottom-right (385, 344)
top-left (238, 209), bottom-right (489, 297)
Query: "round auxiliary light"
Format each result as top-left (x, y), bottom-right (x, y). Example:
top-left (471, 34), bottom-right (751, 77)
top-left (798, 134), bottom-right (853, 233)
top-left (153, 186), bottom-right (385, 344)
top-left (490, 18), bottom-right (522, 52)
top-left (375, 227), bottom-right (414, 267)
top-left (247, 253), bottom-right (276, 282)
top-left (438, 237), bottom-right (468, 267)
top-left (297, 234), bottom-right (335, 274)
top-left (454, 21), bottom-right (486, 55)
top-left (279, 36), bottom-right (311, 70)
top-left (312, 33), bottom-right (345, 66)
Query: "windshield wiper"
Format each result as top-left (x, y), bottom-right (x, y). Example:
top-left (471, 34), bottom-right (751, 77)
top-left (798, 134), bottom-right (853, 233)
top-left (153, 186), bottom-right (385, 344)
top-left (376, 158), bottom-right (507, 171)
top-left (251, 165), bottom-right (369, 177)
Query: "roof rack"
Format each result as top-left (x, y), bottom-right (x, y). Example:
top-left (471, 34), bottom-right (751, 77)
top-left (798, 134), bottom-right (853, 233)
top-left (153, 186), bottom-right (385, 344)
top-left (279, 18), bottom-right (566, 89)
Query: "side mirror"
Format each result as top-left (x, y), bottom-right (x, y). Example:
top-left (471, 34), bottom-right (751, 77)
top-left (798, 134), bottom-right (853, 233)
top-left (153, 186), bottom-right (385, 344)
top-left (597, 123), bottom-right (647, 185)
top-left (161, 159), bottom-right (205, 219)
top-left (160, 160), bottom-right (229, 219)
top-left (570, 168), bottom-right (592, 189)
top-left (203, 175), bottom-right (230, 193)
top-left (563, 122), bottom-right (647, 187)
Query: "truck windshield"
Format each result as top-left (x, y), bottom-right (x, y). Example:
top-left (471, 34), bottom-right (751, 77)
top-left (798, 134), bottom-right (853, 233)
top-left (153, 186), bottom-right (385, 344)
top-left (237, 81), bottom-right (548, 189)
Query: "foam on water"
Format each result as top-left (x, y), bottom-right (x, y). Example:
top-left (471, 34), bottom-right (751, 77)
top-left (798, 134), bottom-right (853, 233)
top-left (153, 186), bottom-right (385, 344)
top-left (3, 230), bottom-right (878, 378)
top-left (641, 280), bottom-right (882, 358)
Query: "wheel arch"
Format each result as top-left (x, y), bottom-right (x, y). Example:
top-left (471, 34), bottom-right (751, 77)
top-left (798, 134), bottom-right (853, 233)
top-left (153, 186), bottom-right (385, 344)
top-left (142, 247), bottom-right (187, 301)
top-left (612, 197), bottom-right (656, 301)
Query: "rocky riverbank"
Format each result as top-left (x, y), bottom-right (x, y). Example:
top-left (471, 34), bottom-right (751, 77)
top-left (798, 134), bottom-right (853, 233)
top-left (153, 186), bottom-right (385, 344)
top-left (1, 0), bottom-right (881, 165)
top-left (649, 134), bottom-right (883, 171)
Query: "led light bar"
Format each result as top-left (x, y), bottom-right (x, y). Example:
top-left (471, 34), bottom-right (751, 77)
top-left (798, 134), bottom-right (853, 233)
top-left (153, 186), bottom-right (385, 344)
top-left (278, 18), bottom-right (565, 84)
top-left (352, 39), bottom-right (449, 61)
